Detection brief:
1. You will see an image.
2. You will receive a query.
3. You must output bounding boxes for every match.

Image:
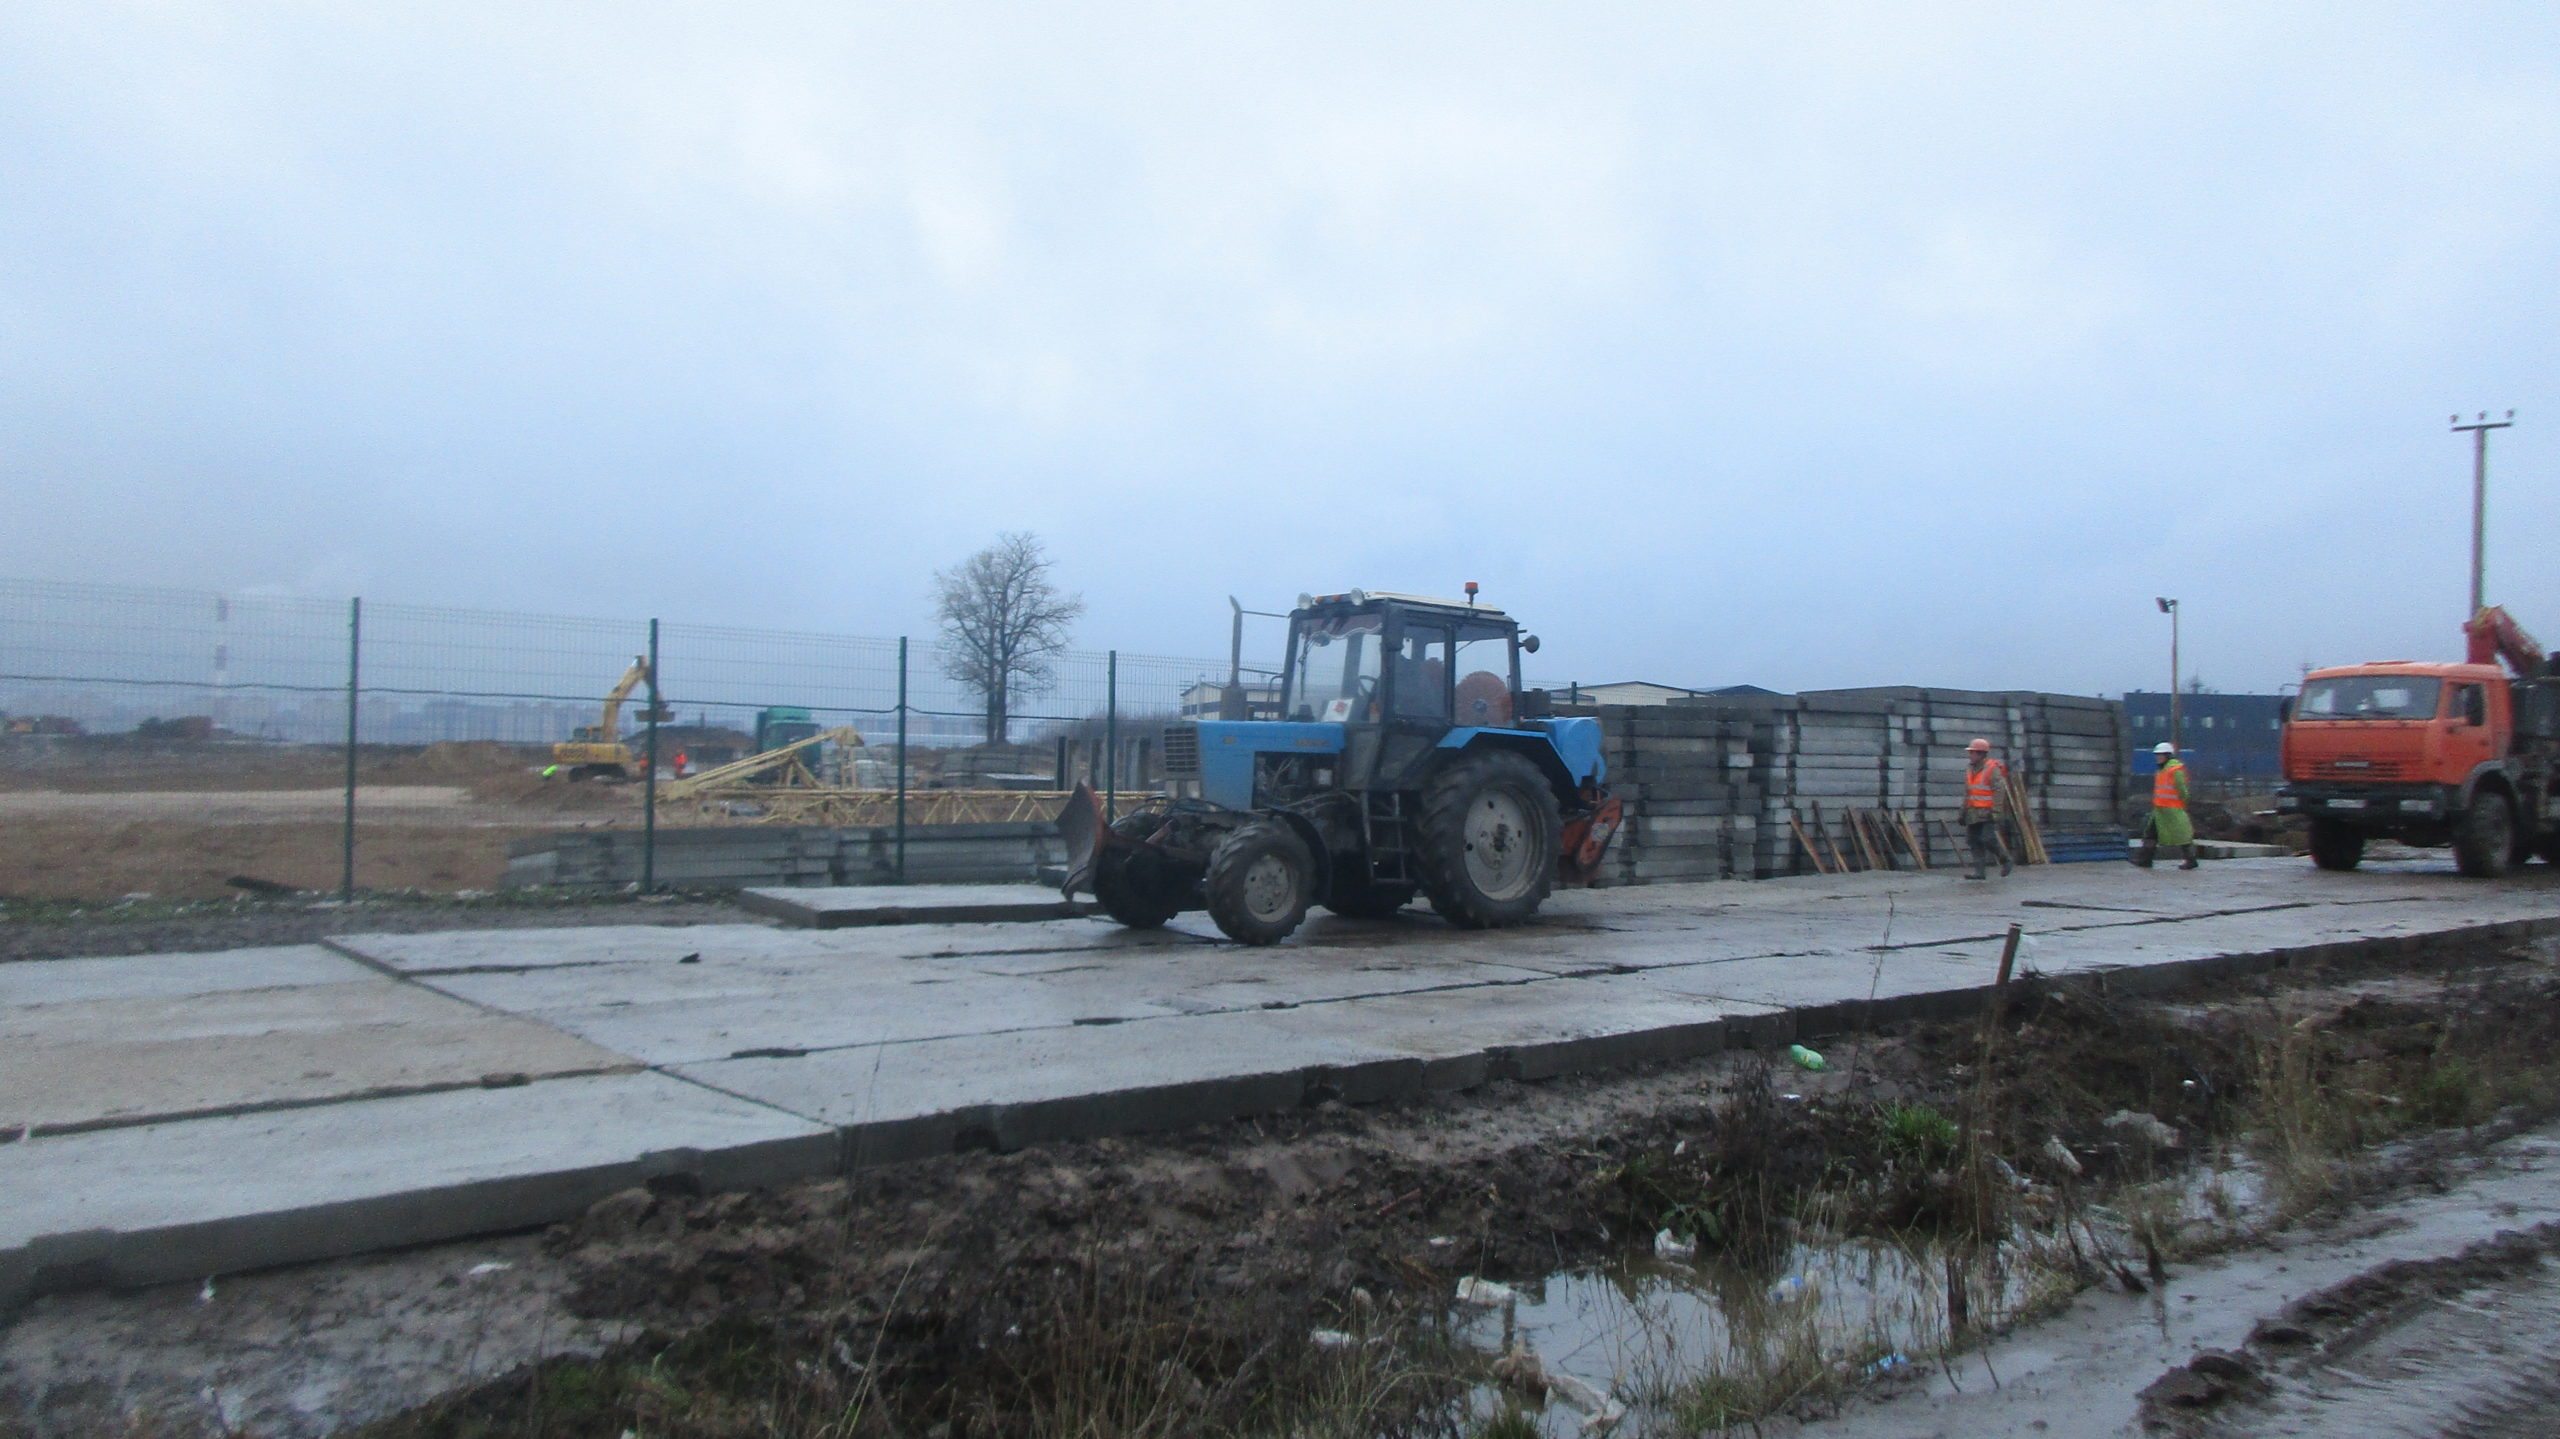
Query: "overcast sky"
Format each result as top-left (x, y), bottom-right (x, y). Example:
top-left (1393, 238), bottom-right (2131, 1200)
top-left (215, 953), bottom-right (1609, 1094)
top-left (3, 3), bottom-right (2554, 696)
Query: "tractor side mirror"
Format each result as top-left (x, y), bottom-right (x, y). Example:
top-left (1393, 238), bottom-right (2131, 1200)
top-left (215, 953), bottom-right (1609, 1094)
top-left (1520, 634), bottom-right (1541, 654)
top-left (2276, 697), bottom-right (2292, 723)
top-left (2462, 686), bottom-right (2487, 727)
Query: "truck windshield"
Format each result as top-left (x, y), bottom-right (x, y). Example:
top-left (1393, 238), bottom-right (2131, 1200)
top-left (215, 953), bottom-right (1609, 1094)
top-left (2297, 676), bottom-right (2442, 720)
top-left (1288, 613), bottom-right (1384, 722)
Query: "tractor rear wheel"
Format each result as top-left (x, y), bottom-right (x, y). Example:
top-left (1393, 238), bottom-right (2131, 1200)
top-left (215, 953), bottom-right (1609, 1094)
top-left (1414, 749), bottom-right (1561, 929)
top-left (1323, 879), bottom-right (1415, 920)
top-left (1092, 816), bottom-right (1190, 929)
top-left (1205, 821), bottom-right (1315, 945)
top-left (2454, 792), bottom-right (2516, 878)
top-left (2307, 819), bottom-right (2364, 872)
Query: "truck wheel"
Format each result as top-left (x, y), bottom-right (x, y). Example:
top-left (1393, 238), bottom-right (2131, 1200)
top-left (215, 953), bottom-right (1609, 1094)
top-left (2454, 792), bottom-right (2517, 878)
top-left (1323, 880), bottom-right (1415, 920)
top-left (2307, 819), bottom-right (2364, 872)
top-left (1204, 822), bottom-right (1315, 945)
top-left (1414, 749), bottom-right (1562, 929)
top-left (1092, 820), bottom-right (1191, 929)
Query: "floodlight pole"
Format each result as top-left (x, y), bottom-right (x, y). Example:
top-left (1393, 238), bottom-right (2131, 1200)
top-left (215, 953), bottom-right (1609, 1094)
top-left (2156, 597), bottom-right (2181, 753)
top-left (2451, 410), bottom-right (2515, 619)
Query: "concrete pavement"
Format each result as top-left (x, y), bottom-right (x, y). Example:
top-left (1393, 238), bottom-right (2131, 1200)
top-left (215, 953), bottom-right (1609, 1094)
top-left (6, 857), bottom-right (2557, 1305)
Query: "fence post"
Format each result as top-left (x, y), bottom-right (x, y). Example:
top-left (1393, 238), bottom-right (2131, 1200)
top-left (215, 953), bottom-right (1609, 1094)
top-left (1105, 649), bottom-right (1118, 823)
top-left (895, 636), bottom-right (909, 884)
top-left (642, 618), bottom-right (660, 893)
top-left (341, 596), bottom-right (360, 900)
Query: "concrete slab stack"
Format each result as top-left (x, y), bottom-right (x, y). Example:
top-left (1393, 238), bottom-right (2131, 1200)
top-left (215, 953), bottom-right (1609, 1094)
top-left (1569, 686), bottom-right (2128, 883)
top-left (1586, 705), bottom-right (1764, 884)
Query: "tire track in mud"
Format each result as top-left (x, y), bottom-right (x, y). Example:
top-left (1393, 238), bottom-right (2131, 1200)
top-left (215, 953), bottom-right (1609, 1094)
top-left (2166, 1224), bottom-right (2560, 1438)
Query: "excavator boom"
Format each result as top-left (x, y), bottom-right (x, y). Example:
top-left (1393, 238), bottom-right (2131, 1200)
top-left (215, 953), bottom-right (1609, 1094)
top-left (595, 657), bottom-right (651, 738)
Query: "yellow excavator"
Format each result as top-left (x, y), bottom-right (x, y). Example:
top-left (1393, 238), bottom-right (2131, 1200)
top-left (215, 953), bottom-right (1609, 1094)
top-left (549, 657), bottom-right (661, 780)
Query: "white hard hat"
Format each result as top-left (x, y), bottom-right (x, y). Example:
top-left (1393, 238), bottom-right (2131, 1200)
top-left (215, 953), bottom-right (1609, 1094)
top-left (2154, 742), bottom-right (2176, 755)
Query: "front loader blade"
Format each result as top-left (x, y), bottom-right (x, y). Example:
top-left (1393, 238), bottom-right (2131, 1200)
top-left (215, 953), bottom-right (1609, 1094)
top-left (1056, 782), bottom-right (1110, 898)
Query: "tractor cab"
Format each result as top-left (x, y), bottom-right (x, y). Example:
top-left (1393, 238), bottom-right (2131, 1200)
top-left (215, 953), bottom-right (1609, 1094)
top-left (1284, 589), bottom-right (1526, 729)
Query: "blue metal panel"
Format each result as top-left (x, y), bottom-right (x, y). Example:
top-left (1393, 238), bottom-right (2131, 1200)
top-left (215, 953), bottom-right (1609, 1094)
top-left (1542, 716), bottom-right (1607, 786)
top-left (1190, 720), bottom-right (1345, 810)
top-left (1432, 717), bottom-right (1608, 787)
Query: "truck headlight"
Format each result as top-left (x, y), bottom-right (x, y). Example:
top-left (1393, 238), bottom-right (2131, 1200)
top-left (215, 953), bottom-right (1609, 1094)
top-left (2274, 794), bottom-right (2299, 812)
top-left (2400, 798), bottom-right (2435, 813)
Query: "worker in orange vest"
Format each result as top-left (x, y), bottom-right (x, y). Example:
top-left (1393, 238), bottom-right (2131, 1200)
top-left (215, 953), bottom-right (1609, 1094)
top-left (1961, 737), bottom-right (2012, 880)
top-left (2136, 741), bottom-right (2199, 870)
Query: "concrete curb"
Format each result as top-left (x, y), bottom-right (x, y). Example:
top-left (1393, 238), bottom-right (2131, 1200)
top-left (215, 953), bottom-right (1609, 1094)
top-left (804, 913), bottom-right (2560, 1170)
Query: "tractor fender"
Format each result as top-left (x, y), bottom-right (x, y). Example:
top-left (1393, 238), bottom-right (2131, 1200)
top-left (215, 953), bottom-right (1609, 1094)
top-left (1438, 730), bottom-right (1589, 810)
top-left (1263, 807), bottom-right (1336, 905)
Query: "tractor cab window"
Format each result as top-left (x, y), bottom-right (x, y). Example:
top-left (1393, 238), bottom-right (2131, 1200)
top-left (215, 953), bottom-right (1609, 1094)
top-left (1453, 621), bottom-right (1517, 727)
top-left (1392, 625), bottom-right (1453, 721)
top-left (1289, 612), bottom-right (1384, 722)
top-left (2295, 676), bottom-right (2443, 720)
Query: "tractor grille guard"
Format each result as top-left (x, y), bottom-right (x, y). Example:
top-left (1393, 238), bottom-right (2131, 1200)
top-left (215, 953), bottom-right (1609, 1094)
top-left (1161, 722), bottom-right (1202, 779)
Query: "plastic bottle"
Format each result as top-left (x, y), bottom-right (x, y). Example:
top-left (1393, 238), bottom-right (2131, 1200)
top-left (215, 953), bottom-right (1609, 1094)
top-left (1788, 1043), bottom-right (1827, 1072)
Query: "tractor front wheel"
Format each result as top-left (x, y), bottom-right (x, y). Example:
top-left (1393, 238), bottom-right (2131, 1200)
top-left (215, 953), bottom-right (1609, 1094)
top-left (1414, 749), bottom-right (1561, 929)
top-left (1205, 822), bottom-right (1316, 945)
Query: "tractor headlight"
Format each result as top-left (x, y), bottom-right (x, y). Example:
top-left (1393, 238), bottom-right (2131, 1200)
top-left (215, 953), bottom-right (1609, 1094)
top-left (2400, 797), bottom-right (2436, 813)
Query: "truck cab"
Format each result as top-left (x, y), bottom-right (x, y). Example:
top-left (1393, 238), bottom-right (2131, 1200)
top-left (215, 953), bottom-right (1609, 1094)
top-left (2277, 642), bottom-right (2560, 874)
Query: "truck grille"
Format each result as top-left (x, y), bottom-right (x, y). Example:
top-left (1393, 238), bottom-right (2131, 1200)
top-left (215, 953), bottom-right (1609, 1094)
top-left (1161, 723), bottom-right (1201, 779)
top-left (2308, 757), bottom-right (2407, 780)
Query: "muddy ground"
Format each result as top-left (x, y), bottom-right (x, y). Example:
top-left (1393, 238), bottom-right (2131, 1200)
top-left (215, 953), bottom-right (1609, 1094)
top-left (0, 739), bottom-right (636, 901)
top-left (7, 931), bottom-right (2557, 1439)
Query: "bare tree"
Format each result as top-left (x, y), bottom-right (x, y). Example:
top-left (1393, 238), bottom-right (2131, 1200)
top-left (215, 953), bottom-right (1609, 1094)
top-left (933, 532), bottom-right (1086, 744)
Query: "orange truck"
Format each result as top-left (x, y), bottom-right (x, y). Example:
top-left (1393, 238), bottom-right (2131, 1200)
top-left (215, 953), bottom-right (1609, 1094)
top-left (2276, 607), bottom-right (2560, 876)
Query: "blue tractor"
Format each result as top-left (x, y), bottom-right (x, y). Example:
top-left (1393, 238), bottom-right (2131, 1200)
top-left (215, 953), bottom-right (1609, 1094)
top-left (1060, 588), bottom-right (1622, 945)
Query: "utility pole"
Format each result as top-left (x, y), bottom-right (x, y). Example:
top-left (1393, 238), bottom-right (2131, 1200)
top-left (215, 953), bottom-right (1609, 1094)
top-left (2156, 596), bottom-right (2181, 753)
top-left (2451, 411), bottom-right (2516, 618)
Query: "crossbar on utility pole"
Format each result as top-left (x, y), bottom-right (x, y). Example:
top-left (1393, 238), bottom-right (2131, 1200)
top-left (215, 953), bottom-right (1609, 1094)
top-left (2452, 410), bottom-right (2516, 619)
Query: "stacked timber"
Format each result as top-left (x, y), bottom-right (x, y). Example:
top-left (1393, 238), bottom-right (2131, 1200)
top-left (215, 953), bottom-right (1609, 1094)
top-left (1565, 685), bottom-right (2129, 884)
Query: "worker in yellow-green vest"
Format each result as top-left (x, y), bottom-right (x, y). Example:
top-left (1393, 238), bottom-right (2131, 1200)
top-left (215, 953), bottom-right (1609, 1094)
top-left (2137, 741), bottom-right (2199, 870)
top-left (1961, 737), bottom-right (2012, 880)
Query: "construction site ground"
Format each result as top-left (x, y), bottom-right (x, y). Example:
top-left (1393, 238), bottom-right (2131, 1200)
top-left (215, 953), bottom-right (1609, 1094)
top-left (5, 851), bottom-right (2559, 1437)
top-left (0, 741), bottom-right (638, 900)
top-left (5, 855), bottom-right (2556, 1289)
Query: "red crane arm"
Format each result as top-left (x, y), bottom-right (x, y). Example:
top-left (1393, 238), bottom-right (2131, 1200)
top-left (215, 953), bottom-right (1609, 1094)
top-left (2465, 606), bottom-right (2546, 677)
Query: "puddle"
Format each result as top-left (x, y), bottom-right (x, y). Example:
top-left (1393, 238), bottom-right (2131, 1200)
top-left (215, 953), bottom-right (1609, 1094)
top-left (1452, 1237), bottom-right (2051, 1434)
top-left (1449, 1160), bottom-right (2270, 1434)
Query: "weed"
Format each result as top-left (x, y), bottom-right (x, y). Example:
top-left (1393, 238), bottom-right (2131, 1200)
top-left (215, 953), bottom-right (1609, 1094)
top-left (1878, 1103), bottom-right (1959, 1166)
top-left (2412, 1057), bottom-right (2490, 1128)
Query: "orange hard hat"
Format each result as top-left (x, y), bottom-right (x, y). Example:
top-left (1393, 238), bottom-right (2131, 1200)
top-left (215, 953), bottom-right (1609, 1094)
top-left (1967, 738), bottom-right (1991, 753)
